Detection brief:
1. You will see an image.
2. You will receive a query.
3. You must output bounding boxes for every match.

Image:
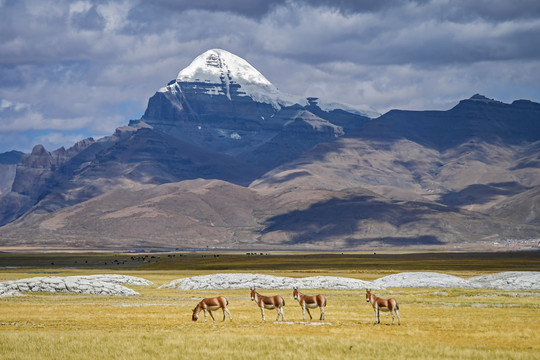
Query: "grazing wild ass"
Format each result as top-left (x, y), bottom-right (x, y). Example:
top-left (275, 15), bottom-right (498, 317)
top-left (366, 289), bottom-right (400, 325)
top-left (250, 287), bottom-right (285, 321)
top-left (192, 296), bottom-right (232, 322)
top-left (293, 287), bottom-right (327, 321)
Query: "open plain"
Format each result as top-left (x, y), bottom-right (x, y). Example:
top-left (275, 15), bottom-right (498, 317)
top-left (1, 252), bottom-right (539, 359)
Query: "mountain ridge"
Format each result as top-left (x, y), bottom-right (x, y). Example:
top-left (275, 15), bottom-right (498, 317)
top-left (0, 49), bottom-right (538, 251)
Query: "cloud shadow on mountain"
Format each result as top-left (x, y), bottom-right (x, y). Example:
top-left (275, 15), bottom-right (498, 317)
top-left (261, 170), bottom-right (312, 185)
top-left (440, 182), bottom-right (529, 207)
top-left (261, 195), bottom-right (449, 245)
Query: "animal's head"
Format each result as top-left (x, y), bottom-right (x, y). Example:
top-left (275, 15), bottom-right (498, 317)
top-left (250, 287), bottom-right (256, 301)
top-left (366, 289), bottom-right (372, 302)
top-left (293, 287), bottom-right (299, 300)
top-left (192, 306), bottom-right (199, 322)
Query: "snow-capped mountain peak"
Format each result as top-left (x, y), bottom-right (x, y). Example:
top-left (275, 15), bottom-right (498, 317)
top-left (162, 48), bottom-right (377, 117)
top-left (177, 48), bottom-right (272, 87)
top-left (172, 48), bottom-right (291, 107)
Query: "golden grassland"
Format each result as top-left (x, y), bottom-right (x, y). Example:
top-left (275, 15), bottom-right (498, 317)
top-left (1, 252), bottom-right (539, 359)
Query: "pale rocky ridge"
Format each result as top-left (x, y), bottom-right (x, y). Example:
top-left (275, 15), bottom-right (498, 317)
top-left (161, 271), bottom-right (540, 291)
top-left (0, 274), bottom-right (153, 297)
top-left (2, 272), bottom-right (537, 298)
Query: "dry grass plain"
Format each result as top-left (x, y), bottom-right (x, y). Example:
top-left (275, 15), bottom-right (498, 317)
top-left (1, 252), bottom-right (539, 359)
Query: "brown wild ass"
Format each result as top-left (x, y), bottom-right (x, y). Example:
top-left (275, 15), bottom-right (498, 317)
top-left (192, 296), bottom-right (232, 322)
top-left (250, 287), bottom-right (285, 321)
top-left (293, 287), bottom-right (326, 321)
top-left (366, 289), bottom-right (400, 325)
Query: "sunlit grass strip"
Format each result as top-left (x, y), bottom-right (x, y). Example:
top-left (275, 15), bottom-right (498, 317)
top-left (1, 284), bottom-right (539, 360)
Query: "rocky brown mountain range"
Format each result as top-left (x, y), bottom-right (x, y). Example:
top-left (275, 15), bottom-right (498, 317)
top-left (0, 50), bottom-right (538, 251)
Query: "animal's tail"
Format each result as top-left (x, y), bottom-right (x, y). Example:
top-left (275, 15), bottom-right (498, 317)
top-left (282, 298), bottom-right (285, 307)
top-left (226, 299), bottom-right (229, 306)
top-left (324, 298), bottom-right (327, 307)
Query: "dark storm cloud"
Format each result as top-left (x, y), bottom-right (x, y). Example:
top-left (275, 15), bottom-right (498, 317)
top-left (437, 0), bottom-right (540, 22)
top-left (304, 0), bottom-right (540, 21)
top-left (133, 0), bottom-right (286, 20)
top-left (256, 0), bottom-right (540, 68)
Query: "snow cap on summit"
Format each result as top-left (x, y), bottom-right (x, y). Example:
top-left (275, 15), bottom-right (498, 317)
top-left (175, 48), bottom-right (294, 108)
top-left (177, 49), bottom-right (273, 87)
top-left (171, 48), bottom-right (378, 117)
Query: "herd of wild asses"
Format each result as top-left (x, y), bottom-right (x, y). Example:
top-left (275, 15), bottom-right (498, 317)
top-left (192, 288), bottom-right (400, 325)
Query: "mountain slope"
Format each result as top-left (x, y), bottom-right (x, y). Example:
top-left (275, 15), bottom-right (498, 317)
top-left (0, 180), bottom-right (269, 250)
top-left (0, 49), bottom-right (538, 251)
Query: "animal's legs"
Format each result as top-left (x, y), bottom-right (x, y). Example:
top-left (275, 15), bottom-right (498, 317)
top-left (261, 307), bottom-right (266, 321)
top-left (208, 310), bottom-right (215, 322)
top-left (224, 307), bottom-right (232, 321)
top-left (395, 308), bottom-right (401, 325)
top-left (306, 308), bottom-right (312, 320)
top-left (320, 307), bottom-right (325, 321)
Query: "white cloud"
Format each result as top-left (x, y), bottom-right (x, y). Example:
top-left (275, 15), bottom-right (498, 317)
top-left (35, 132), bottom-right (89, 151)
top-left (96, 0), bottom-right (134, 32)
top-left (69, 1), bottom-right (92, 15)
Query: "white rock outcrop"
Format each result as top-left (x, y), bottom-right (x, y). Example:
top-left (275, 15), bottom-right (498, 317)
top-left (370, 272), bottom-right (470, 289)
top-left (70, 274), bottom-right (154, 286)
top-left (160, 271), bottom-right (540, 291)
top-left (3, 272), bottom-right (539, 296)
top-left (466, 271), bottom-right (540, 291)
top-left (0, 274), bottom-right (153, 297)
top-left (158, 273), bottom-right (376, 290)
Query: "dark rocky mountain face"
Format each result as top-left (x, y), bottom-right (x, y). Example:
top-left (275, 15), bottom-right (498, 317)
top-left (0, 49), bottom-right (538, 250)
top-left (73, 127), bottom-right (259, 187)
top-left (237, 109), bottom-right (344, 169)
top-left (133, 81), bottom-right (365, 172)
top-left (137, 81), bottom-right (279, 156)
top-left (356, 95), bottom-right (540, 150)
top-left (0, 150), bottom-right (24, 165)
top-left (0, 151), bottom-right (23, 196)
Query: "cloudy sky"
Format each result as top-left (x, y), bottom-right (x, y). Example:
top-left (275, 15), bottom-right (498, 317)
top-left (1, 0), bottom-right (539, 153)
